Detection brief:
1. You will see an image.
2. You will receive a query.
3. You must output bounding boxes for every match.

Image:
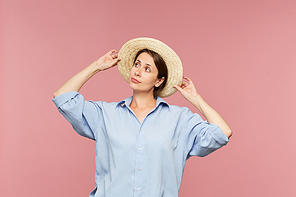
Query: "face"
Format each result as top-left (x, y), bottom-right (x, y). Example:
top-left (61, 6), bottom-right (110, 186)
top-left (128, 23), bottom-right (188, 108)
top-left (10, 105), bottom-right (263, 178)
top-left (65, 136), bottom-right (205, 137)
top-left (129, 52), bottom-right (164, 95)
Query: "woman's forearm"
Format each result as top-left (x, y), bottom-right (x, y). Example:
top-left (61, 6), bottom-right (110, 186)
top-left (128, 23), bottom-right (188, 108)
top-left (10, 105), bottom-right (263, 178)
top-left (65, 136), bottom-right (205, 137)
top-left (53, 61), bottom-right (99, 98)
top-left (53, 49), bottom-right (121, 98)
top-left (191, 95), bottom-right (232, 138)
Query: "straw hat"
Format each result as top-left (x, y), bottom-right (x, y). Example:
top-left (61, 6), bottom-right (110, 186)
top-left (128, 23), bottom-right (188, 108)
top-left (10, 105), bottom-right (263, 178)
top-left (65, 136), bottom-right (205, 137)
top-left (117, 37), bottom-right (183, 98)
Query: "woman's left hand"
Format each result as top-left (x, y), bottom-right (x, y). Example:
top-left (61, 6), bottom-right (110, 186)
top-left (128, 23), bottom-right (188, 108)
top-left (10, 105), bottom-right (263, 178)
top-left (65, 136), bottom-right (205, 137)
top-left (173, 76), bottom-right (199, 103)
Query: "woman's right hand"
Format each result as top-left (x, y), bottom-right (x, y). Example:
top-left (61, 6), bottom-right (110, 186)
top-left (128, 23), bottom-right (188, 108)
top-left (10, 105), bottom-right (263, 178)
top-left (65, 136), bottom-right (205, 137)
top-left (95, 49), bottom-right (121, 71)
top-left (53, 49), bottom-right (121, 98)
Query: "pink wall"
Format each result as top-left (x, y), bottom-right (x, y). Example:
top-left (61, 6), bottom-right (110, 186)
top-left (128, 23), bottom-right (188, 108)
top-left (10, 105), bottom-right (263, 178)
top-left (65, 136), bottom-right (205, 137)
top-left (1, 0), bottom-right (296, 196)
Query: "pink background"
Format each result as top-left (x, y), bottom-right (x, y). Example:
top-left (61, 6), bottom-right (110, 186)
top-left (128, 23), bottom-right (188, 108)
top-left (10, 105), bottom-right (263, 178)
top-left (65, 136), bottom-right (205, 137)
top-left (1, 0), bottom-right (296, 196)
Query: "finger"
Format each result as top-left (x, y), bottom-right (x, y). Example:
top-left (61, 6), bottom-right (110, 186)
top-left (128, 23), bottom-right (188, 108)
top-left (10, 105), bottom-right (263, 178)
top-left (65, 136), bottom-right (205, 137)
top-left (183, 76), bottom-right (193, 85)
top-left (181, 84), bottom-right (187, 89)
top-left (111, 53), bottom-right (118, 59)
top-left (173, 85), bottom-right (183, 93)
top-left (109, 49), bottom-right (117, 53)
top-left (106, 49), bottom-right (117, 56)
top-left (183, 76), bottom-right (190, 82)
top-left (110, 58), bottom-right (121, 66)
top-left (181, 81), bottom-right (189, 87)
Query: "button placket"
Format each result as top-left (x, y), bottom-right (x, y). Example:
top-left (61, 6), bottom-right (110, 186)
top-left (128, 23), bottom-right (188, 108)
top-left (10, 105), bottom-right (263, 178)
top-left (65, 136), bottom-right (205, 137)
top-left (134, 126), bottom-right (144, 195)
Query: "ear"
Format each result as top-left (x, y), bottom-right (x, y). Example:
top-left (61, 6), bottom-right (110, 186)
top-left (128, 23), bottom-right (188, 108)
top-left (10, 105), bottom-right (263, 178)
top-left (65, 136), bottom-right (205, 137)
top-left (155, 77), bottom-right (165, 88)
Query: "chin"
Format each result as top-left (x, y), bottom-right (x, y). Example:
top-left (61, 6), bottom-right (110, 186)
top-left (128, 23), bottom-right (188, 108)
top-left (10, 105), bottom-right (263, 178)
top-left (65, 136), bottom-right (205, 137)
top-left (129, 81), bottom-right (137, 91)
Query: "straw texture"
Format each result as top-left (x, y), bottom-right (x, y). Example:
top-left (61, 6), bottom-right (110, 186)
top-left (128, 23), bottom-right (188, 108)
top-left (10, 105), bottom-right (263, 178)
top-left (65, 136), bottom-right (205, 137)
top-left (118, 37), bottom-right (183, 98)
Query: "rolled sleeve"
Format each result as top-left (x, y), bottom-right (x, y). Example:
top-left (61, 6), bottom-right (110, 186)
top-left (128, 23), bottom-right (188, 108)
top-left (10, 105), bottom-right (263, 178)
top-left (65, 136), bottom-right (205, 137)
top-left (184, 109), bottom-right (229, 158)
top-left (52, 91), bottom-right (101, 140)
top-left (52, 91), bottom-right (79, 108)
top-left (208, 124), bottom-right (229, 145)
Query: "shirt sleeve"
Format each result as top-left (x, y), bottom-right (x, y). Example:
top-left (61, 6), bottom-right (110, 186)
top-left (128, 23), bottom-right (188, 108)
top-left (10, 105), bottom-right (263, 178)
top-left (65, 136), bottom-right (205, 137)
top-left (52, 91), bottom-right (102, 140)
top-left (183, 108), bottom-right (229, 158)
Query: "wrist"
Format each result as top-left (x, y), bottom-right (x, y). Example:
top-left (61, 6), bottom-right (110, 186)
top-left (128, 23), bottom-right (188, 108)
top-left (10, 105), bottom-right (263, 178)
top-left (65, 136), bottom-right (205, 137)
top-left (189, 94), bottom-right (202, 105)
top-left (190, 94), bottom-right (205, 114)
top-left (90, 60), bottom-right (102, 73)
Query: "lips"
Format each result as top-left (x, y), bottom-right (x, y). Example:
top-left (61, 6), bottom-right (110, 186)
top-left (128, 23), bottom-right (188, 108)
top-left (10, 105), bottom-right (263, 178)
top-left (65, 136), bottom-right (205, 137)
top-left (131, 78), bottom-right (140, 83)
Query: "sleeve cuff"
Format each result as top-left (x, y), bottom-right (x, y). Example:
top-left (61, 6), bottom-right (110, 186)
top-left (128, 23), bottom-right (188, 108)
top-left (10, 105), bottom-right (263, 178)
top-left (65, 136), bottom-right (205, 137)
top-left (209, 124), bottom-right (229, 145)
top-left (52, 91), bottom-right (79, 108)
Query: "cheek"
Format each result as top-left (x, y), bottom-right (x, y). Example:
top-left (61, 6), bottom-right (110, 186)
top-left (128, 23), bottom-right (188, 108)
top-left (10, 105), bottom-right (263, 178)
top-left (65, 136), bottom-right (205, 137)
top-left (129, 68), bottom-right (134, 78)
top-left (146, 74), bottom-right (159, 85)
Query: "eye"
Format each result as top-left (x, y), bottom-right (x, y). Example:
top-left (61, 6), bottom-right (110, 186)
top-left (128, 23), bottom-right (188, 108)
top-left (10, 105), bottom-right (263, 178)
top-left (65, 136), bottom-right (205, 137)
top-left (134, 62), bottom-right (140, 67)
top-left (145, 67), bottom-right (151, 72)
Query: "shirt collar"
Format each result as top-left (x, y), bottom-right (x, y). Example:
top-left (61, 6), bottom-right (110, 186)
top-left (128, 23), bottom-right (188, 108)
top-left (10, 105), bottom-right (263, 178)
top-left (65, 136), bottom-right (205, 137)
top-left (116, 96), bottom-right (169, 108)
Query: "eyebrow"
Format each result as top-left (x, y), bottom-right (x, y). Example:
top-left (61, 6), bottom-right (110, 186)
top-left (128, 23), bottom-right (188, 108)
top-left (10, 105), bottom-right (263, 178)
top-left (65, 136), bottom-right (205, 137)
top-left (136, 59), bottom-right (152, 67)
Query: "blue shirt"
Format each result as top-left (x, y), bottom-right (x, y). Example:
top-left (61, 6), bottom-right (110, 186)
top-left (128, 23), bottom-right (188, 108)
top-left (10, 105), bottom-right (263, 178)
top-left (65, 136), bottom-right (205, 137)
top-left (52, 91), bottom-right (229, 197)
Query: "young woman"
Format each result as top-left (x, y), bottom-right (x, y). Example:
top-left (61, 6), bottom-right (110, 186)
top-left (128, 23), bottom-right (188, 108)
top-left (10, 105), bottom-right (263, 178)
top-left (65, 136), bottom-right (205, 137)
top-left (53, 37), bottom-right (232, 197)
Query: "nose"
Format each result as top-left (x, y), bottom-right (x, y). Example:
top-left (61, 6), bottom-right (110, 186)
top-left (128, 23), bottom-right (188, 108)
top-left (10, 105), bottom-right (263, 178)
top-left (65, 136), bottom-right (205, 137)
top-left (135, 67), bottom-right (141, 77)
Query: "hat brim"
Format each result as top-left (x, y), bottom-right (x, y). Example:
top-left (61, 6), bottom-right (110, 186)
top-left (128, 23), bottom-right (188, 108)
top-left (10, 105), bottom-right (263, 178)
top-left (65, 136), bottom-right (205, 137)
top-left (118, 37), bottom-right (183, 98)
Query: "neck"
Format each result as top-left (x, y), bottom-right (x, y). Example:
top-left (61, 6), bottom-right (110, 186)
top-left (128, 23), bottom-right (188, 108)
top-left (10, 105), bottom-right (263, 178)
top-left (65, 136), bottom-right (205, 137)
top-left (130, 91), bottom-right (156, 109)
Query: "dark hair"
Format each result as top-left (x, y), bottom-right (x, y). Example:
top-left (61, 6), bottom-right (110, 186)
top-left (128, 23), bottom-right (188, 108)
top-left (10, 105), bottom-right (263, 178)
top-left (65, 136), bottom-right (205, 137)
top-left (133, 49), bottom-right (168, 96)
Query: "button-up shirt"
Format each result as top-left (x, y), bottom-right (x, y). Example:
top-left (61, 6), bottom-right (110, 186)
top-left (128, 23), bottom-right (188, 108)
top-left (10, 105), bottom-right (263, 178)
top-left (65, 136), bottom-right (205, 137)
top-left (52, 91), bottom-right (229, 197)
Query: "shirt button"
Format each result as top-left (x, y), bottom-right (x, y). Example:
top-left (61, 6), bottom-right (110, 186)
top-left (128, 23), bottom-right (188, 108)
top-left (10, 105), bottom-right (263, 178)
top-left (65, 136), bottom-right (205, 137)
top-left (137, 188), bottom-right (140, 191)
top-left (138, 168), bottom-right (141, 171)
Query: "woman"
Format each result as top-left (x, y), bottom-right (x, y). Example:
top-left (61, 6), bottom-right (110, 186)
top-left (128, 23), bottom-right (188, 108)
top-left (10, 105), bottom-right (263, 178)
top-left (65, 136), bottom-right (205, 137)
top-left (53, 37), bottom-right (232, 197)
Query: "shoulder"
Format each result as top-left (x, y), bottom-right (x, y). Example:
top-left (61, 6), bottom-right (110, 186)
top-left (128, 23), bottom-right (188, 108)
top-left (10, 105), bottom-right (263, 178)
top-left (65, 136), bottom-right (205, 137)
top-left (90, 97), bottom-right (131, 110)
top-left (156, 97), bottom-right (189, 112)
top-left (166, 103), bottom-right (204, 124)
top-left (166, 103), bottom-right (192, 114)
top-left (159, 102), bottom-right (195, 121)
top-left (90, 100), bottom-right (121, 109)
